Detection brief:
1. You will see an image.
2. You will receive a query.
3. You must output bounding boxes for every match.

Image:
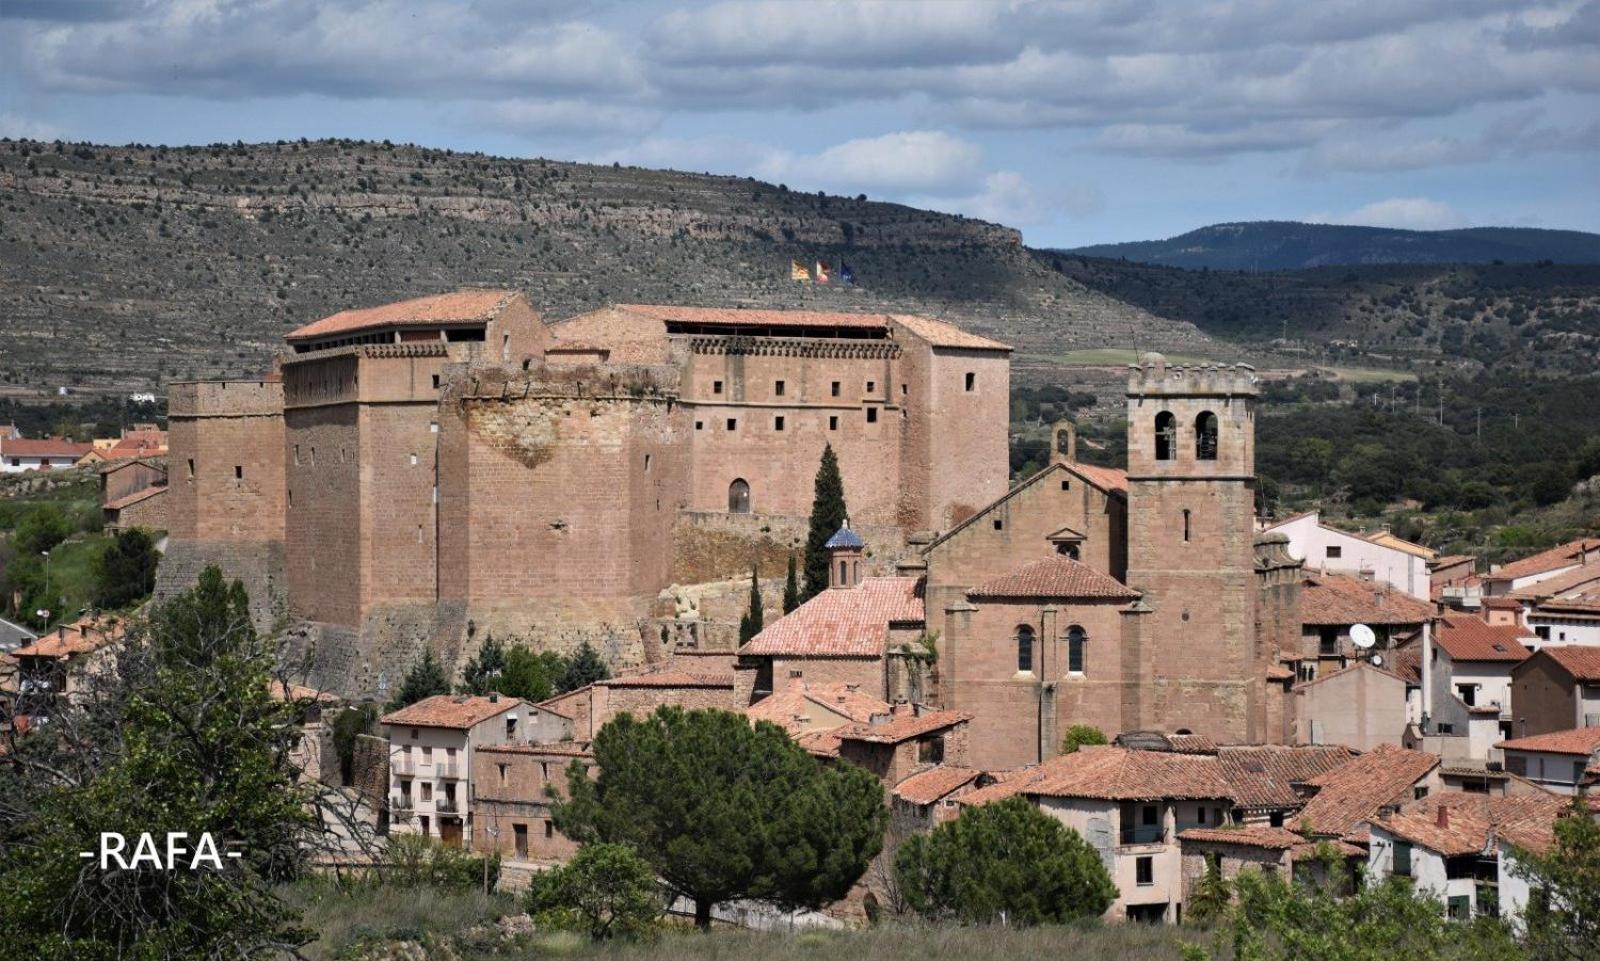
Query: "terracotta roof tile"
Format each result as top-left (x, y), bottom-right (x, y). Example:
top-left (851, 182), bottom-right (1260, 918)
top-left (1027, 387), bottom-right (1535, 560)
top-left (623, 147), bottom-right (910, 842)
top-left (601, 670), bottom-right (732, 689)
top-left (617, 304), bottom-right (888, 330)
top-left (0, 437), bottom-right (95, 458)
top-left (964, 747), bottom-right (1234, 803)
top-left (744, 684), bottom-right (890, 734)
top-left (1216, 745), bottom-right (1359, 810)
top-left (924, 462), bottom-right (1127, 555)
top-left (968, 555), bottom-right (1139, 601)
top-left (104, 486), bottom-right (166, 511)
top-left (104, 430), bottom-right (168, 458)
top-left (1068, 461), bottom-right (1129, 495)
top-left (740, 576), bottom-right (924, 657)
top-left (12, 616), bottom-right (125, 659)
top-left (1166, 733), bottom-right (1219, 754)
top-left (476, 741), bottom-right (593, 758)
top-left (833, 710), bottom-right (970, 745)
top-left (1299, 573), bottom-right (1434, 626)
top-left (1533, 646), bottom-right (1600, 681)
top-left (888, 313), bottom-right (1011, 351)
top-left (1434, 611), bottom-right (1533, 662)
top-left (795, 729), bottom-right (842, 758)
top-left (1294, 744), bottom-right (1439, 837)
top-left (287, 290), bottom-right (519, 342)
top-left (1507, 562), bottom-right (1600, 600)
top-left (894, 766), bottom-right (981, 805)
top-left (380, 693), bottom-right (523, 730)
top-left (1496, 726), bottom-right (1600, 756)
top-left (1179, 826), bottom-right (1307, 849)
top-left (1373, 792), bottom-right (1569, 856)
top-left (1485, 539), bottom-right (1600, 583)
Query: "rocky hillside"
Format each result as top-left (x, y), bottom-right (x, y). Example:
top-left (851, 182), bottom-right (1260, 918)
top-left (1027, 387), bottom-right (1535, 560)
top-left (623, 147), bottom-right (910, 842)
top-left (1061, 221), bottom-right (1600, 270)
top-left (0, 139), bottom-right (1215, 394)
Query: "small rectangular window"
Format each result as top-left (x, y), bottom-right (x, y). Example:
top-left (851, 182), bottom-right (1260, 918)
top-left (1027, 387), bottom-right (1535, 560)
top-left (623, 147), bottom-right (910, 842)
top-left (1393, 841), bottom-right (1413, 877)
top-left (965, 372), bottom-right (976, 391)
top-left (726, 418), bottom-right (737, 431)
top-left (187, 458), bottom-right (195, 477)
top-left (866, 407), bottom-right (878, 424)
top-left (644, 453), bottom-right (652, 471)
top-left (1136, 856), bottom-right (1154, 886)
top-left (431, 374), bottom-right (441, 389)
top-left (993, 519), bottom-right (1003, 531)
top-left (234, 465), bottom-right (243, 479)
top-left (695, 421), bottom-right (704, 431)
top-left (829, 416), bottom-right (839, 431)
top-left (409, 453), bottom-right (418, 466)
top-left (713, 380), bottom-right (724, 394)
top-left (866, 381), bottom-right (876, 393)
top-left (774, 380), bottom-right (785, 396)
top-left (1326, 545), bottom-right (1343, 559)
top-left (774, 416), bottom-right (785, 431)
top-left (831, 381), bottom-right (841, 397)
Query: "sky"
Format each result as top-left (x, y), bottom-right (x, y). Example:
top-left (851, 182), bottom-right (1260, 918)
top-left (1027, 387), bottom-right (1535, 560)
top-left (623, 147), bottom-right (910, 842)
top-left (2, 0), bottom-right (1597, 248)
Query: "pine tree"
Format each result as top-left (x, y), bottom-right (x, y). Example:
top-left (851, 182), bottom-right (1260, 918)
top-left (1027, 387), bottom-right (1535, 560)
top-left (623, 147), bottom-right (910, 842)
top-left (457, 633), bottom-right (507, 695)
top-left (558, 641), bottom-right (610, 694)
top-left (802, 443), bottom-right (848, 601)
top-left (782, 553), bottom-right (801, 614)
top-left (738, 563), bottom-right (764, 645)
top-left (388, 648), bottom-right (451, 710)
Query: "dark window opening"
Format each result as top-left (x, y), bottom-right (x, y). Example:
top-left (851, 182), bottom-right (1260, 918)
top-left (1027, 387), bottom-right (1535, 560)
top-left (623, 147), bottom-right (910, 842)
top-left (1136, 856), bottom-right (1154, 886)
top-left (918, 737), bottom-right (945, 764)
top-left (1394, 841), bottom-right (1413, 877)
top-left (1016, 625), bottom-right (1035, 673)
top-left (831, 381), bottom-right (841, 397)
top-left (1068, 625), bottom-right (1087, 674)
top-left (1155, 411), bottom-right (1177, 461)
top-left (234, 465), bottom-right (243, 479)
top-left (728, 478), bottom-right (750, 513)
top-left (965, 371), bottom-right (975, 391)
top-left (774, 415), bottom-right (785, 431)
top-left (866, 407), bottom-right (878, 423)
top-left (726, 418), bottom-right (737, 431)
top-left (1326, 545), bottom-right (1343, 559)
top-left (1195, 410), bottom-right (1218, 460)
top-left (774, 380), bottom-right (785, 396)
top-left (431, 374), bottom-right (441, 389)
top-left (1182, 509), bottom-right (1191, 542)
top-left (713, 380), bottom-right (724, 394)
top-left (829, 416), bottom-right (839, 431)
top-left (993, 519), bottom-right (1004, 531)
top-left (695, 420), bottom-right (704, 430)
top-left (866, 381), bottom-right (876, 393)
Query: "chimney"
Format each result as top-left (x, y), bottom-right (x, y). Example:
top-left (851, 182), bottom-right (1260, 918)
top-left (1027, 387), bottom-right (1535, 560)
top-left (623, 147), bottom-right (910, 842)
top-left (489, 692), bottom-right (499, 703)
top-left (1436, 805), bottom-right (1450, 829)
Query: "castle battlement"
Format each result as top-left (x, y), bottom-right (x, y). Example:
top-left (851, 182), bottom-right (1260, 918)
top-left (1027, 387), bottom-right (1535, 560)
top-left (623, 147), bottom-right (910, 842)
top-left (168, 379), bottom-right (284, 418)
top-left (1127, 353), bottom-right (1258, 398)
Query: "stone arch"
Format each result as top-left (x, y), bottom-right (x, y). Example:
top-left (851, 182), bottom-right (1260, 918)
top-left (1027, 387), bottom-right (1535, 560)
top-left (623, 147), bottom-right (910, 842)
top-left (728, 478), bottom-right (750, 513)
top-left (1016, 624), bottom-right (1036, 673)
top-left (1195, 410), bottom-right (1218, 461)
top-left (1155, 411), bottom-right (1176, 461)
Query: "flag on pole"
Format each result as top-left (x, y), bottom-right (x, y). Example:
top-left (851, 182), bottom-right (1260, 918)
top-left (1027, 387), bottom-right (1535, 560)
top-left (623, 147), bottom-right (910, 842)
top-left (839, 261), bottom-right (856, 285)
top-left (791, 259), bottom-right (810, 281)
top-left (815, 261), bottom-right (831, 284)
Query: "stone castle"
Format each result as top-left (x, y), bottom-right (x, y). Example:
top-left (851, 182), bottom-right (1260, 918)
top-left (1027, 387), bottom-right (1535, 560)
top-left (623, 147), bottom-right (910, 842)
top-left (158, 292), bottom-right (1013, 698)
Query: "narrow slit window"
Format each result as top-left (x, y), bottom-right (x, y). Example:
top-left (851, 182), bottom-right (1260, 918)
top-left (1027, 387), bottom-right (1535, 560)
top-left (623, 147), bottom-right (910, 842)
top-left (1016, 625), bottom-right (1035, 673)
top-left (1183, 509), bottom-right (1191, 542)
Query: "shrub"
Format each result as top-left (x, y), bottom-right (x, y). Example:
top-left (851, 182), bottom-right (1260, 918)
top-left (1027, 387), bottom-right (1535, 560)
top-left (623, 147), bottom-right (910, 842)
top-left (525, 842), bottom-right (663, 940)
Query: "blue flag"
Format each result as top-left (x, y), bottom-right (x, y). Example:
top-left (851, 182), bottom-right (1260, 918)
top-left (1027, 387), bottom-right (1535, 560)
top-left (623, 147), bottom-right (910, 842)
top-left (840, 261), bottom-right (856, 285)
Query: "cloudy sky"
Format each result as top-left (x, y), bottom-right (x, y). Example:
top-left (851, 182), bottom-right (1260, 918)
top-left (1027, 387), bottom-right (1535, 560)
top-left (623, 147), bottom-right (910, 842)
top-left (3, 0), bottom-right (1597, 247)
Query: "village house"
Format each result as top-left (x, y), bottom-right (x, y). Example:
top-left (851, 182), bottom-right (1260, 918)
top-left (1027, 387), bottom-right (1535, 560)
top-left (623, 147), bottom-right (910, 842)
top-left (539, 668), bottom-right (742, 741)
top-left (381, 693), bottom-right (528, 847)
top-left (1479, 538), bottom-right (1600, 599)
top-left (1507, 646), bottom-right (1600, 738)
top-left (1293, 743), bottom-right (1442, 841)
top-left (8, 615), bottom-right (126, 725)
top-left (744, 681), bottom-right (892, 736)
top-left (890, 765), bottom-right (984, 830)
top-left (1494, 727), bottom-right (1600, 795)
top-left (1503, 563), bottom-right (1600, 647)
top-left (1430, 554), bottom-right (1479, 608)
top-left (1423, 610), bottom-right (1533, 751)
top-left (0, 436), bottom-right (94, 472)
top-left (1259, 511), bottom-right (1431, 600)
top-left (1365, 791), bottom-right (1573, 920)
top-left (1295, 572), bottom-right (1433, 675)
top-left (471, 736), bottom-right (593, 866)
top-left (1295, 661), bottom-right (1410, 752)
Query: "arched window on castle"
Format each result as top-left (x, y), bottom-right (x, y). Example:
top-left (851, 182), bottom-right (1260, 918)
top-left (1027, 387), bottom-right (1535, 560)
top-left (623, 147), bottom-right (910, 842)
top-left (1067, 625), bottom-right (1087, 674)
top-left (1155, 411), bottom-right (1176, 461)
top-left (1195, 411), bottom-right (1219, 461)
top-left (1016, 625), bottom-right (1035, 674)
top-left (728, 478), bottom-right (750, 514)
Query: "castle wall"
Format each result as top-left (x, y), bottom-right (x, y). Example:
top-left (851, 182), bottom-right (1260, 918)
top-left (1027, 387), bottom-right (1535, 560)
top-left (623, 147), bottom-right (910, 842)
top-left (921, 347), bottom-right (1012, 530)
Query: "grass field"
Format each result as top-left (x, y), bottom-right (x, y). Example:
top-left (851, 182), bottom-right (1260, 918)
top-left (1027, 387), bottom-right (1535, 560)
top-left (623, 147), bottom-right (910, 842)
top-left (1319, 365), bottom-right (1418, 383)
top-left (286, 881), bottom-right (1225, 961)
top-left (38, 533), bottom-right (110, 622)
top-left (1021, 348), bottom-right (1225, 367)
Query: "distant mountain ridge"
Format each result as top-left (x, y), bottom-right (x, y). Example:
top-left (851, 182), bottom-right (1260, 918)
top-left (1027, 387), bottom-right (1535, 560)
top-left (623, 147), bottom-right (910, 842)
top-left (1060, 221), bottom-right (1600, 271)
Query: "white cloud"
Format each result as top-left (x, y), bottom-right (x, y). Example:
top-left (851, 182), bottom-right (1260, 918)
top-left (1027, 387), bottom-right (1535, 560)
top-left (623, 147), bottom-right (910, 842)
top-left (1314, 197), bottom-right (1469, 230)
top-left (0, 112), bottom-right (65, 140)
top-left (482, 99), bottom-right (661, 138)
top-left (762, 130), bottom-right (984, 193)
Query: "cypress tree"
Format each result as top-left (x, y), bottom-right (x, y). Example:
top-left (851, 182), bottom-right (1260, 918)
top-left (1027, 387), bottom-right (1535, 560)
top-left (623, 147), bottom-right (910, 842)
top-left (738, 563), bottom-right (764, 645)
top-left (802, 443), bottom-right (848, 601)
top-left (782, 553), bottom-right (800, 614)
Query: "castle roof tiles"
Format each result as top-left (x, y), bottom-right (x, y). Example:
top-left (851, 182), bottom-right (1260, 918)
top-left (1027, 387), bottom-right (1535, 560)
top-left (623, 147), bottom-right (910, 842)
top-left (963, 746), bottom-right (1234, 804)
top-left (832, 709), bottom-right (970, 745)
top-left (287, 289), bottom-right (518, 342)
top-left (616, 304), bottom-right (887, 330)
top-left (887, 313), bottom-right (1011, 351)
top-left (967, 555), bottom-right (1139, 601)
top-left (739, 576), bottom-right (924, 658)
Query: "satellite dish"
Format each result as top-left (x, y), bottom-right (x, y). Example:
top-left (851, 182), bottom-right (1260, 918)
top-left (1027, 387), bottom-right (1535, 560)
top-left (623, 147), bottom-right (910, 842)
top-left (1351, 624), bottom-right (1377, 649)
top-left (1370, 654), bottom-right (1385, 667)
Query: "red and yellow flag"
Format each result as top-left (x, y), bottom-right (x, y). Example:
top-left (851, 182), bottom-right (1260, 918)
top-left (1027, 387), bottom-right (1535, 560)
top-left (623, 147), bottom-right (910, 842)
top-left (816, 261), bottom-right (831, 284)
top-left (791, 259), bottom-right (810, 281)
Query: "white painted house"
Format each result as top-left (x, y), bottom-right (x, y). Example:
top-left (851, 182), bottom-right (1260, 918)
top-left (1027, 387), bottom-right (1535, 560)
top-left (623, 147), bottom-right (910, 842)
top-left (0, 437), bottom-right (94, 473)
top-left (1260, 511), bottom-right (1430, 600)
top-left (1495, 727), bottom-right (1600, 795)
top-left (382, 693), bottom-right (529, 847)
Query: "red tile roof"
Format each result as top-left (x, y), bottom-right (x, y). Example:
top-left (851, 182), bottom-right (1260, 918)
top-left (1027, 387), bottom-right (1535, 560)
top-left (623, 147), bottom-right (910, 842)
top-left (287, 290), bottom-right (520, 342)
top-left (833, 710), bottom-right (970, 745)
top-left (1294, 744), bottom-right (1440, 837)
top-left (104, 430), bottom-right (168, 458)
top-left (963, 746), bottom-right (1234, 804)
top-left (0, 437), bottom-right (95, 458)
top-left (1434, 611), bottom-right (1533, 663)
top-left (1534, 645), bottom-right (1600, 681)
top-left (795, 728), bottom-right (843, 758)
top-left (1507, 562), bottom-right (1600, 600)
top-left (1373, 792), bottom-right (1569, 856)
top-left (1496, 726), bottom-right (1600, 757)
top-left (1485, 539), bottom-right (1600, 583)
top-left (1299, 573), bottom-right (1435, 626)
top-left (380, 693), bottom-right (523, 730)
top-left (739, 576), bottom-right (924, 657)
top-left (1179, 826), bottom-right (1307, 850)
top-left (476, 741), bottom-right (594, 758)
top-left (104, 486), bottom-right (165, 511)
top-left (744, 684), bottom-right (890, 734)
top-left (1069, 461), bottom-right (1129, 495)
top-left (888, 313), bottom-right (1011, 351)
top-left (602, 670), bottom-right (732, 689)
top-left (12, 615), bottom-right (125, 659)
top-left (967, 555), bottom-right (1139, 601)
top-left (894, 766), bottom-right (981, 805)
top-left (1216, 745), bottom-right (1359, 810)
top-left (617, 304), bottom-right (888, 330)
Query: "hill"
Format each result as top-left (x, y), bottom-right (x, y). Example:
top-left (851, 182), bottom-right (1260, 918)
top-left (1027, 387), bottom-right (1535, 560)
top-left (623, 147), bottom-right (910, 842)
top-left (1060, 221), bottom-right (1600, 271)
top-left (1041, 252), bottom-right (1600, 376)
top-left (0, 138), bottom-right (1214, 395)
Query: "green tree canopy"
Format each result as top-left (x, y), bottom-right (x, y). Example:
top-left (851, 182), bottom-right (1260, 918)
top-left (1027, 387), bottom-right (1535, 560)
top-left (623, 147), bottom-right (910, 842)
top-left (387, 648), bottom-right (450, 711)
top-left (1514, 795), bottom-right (1600, 961)
top-left (895, 795), bottom-right (1116, 926)
top-left (93, 527), bottom-right (159, 609)
top-left (782, 553), bottom-right (800, 614)
top-left (497, 645), bottom-right (566, 703)
top-left (738, 563), bottom-right (764, 646)
top-left (558, 641), bottom-right (610, 694)
top-left (1060, 724), bottom-right (1108, 754)
top-left (526, 842), bottom-right (663, 941)
top-left (802, 444), bottom-right (848, 601)
top-left (552, 707), bottom-right (886, 928)
top-left (15, 504), bottom-right (71, 557)
top-left (458, 633), bottom-right (507, 695)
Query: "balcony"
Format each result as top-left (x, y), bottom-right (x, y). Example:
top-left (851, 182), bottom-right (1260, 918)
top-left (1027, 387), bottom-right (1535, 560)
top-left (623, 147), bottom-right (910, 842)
top-left (392, 754), bottom-right (416, 776)
top-left (435, 760), bottom-right (462, 779)
top-left (1120, 825), bottom-right (1166, 846)
top-left (436, 795), bottom-right (461, 814)
top-left (391, 794), bottom-right (415, 815)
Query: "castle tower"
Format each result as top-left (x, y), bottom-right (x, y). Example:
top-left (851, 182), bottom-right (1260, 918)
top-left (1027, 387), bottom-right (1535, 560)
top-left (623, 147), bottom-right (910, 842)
top-left (1123, 354), bottom-right (1266, 742)
top-left (826, 519), bottom-right (865, 589)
